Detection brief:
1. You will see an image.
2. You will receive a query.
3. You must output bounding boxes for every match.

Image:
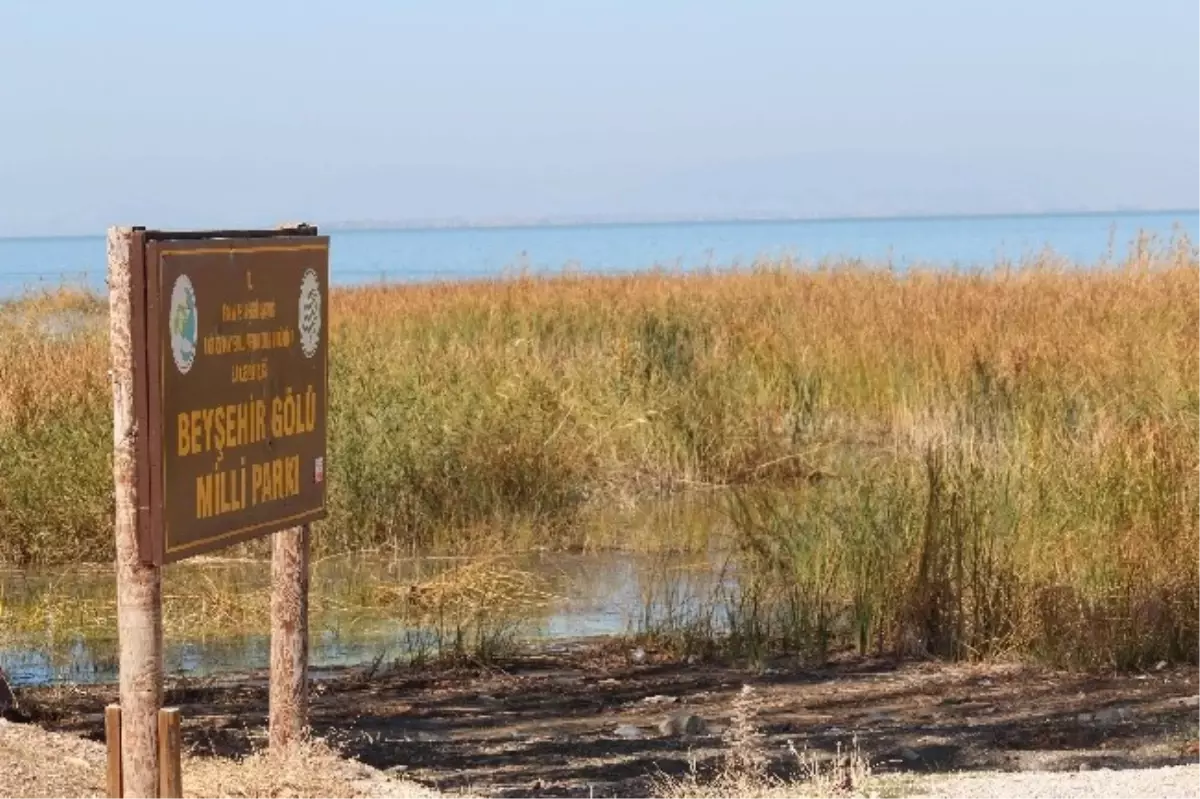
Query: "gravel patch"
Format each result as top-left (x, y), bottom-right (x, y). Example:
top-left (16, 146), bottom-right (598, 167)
top-left (908, 764), bottom-right (1200, 799)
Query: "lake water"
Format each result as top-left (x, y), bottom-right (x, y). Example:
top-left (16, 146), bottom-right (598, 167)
top-left (0, 551), bottom-right (731, 687)
top-left (1, 210), bottom-right (1196, 298)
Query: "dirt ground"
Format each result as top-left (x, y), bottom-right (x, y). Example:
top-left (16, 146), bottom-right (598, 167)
top-left (11, 642), bottom-right (1200, 798)
top-left (0, 717), bottom-right (436, 799)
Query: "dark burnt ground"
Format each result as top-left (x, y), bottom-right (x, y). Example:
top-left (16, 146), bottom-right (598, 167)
top-left (18, 643), bottom-right (1200, 798)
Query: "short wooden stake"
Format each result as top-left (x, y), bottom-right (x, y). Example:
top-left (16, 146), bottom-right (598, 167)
top-left (157, 707), bottom-right (183, 799)
top-left (105, 704), bottom-right (123, 798)
top-left (269, 524), bottom-right (311, 751)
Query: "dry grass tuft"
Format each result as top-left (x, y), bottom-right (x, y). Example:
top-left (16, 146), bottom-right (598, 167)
top-left (363, 556), bottom-right (559, 661)
top-left (372, 556), bottom-right (557, 620)
top-left (182, 735), bottom-right (440, 799)
top-left (0, 720), bottom-right (439, 799)
top-left (656, 684), bottom-right (874, 798)
top-left (722, 684), bottom-right (770, 781)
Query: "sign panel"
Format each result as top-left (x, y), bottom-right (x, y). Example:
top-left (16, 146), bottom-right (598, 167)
top-left (141, 231), bottom-right (329, 563)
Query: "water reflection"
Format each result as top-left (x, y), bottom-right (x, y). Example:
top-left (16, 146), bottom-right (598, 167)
top-left (0, 551), bottom-right (729, 686)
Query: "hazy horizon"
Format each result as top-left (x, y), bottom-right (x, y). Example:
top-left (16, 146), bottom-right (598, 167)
top-left (1, 206), bottom-right (1197, 241)
top-left (2, 0), bottom-right (1196, 238)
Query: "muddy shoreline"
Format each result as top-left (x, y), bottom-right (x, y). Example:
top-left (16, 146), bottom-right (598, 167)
top-left (15, 640), bottom-right (1199, 798)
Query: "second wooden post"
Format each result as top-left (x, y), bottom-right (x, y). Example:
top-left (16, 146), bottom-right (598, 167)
top-left (269, 523), bottom-right (310, 751)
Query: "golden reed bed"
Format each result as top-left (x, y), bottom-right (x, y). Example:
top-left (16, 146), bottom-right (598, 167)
top-left (1, 238), bottom-right (1195, 666)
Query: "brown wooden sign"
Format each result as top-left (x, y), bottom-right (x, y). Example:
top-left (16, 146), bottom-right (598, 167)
top-left (133, 227), bottom-right (329, 564)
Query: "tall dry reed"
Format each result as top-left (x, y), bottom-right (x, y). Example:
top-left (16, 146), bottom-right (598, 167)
top-left (1, 235), bottom-right (1195, 666)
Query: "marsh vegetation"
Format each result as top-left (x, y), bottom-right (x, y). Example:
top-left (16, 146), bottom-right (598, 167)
top-left (1, 234), bottom-right (1196, 672)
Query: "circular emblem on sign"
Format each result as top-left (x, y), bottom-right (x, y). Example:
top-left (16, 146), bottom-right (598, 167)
top-left (298, 268), bottom-right (321, 359)
top-left (169, 274), bottom-right (198, 374)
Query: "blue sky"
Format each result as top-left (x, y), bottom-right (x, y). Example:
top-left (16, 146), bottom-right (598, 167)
top-left (0, 0), bottom-right (1196, 236)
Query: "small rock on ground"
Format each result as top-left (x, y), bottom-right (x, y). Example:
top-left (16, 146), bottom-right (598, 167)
top-left (658, 713), bottom-right (707, 737)
top-left (613, 724), bottom-right (644, 740)
top-left (642, 694), bottom-right (677, 705)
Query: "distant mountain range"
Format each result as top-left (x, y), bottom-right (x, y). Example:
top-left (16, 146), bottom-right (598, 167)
top-left (317, 207), bottom-right (1195, 233)
top-left (318, 213), bottom-right (786, 231)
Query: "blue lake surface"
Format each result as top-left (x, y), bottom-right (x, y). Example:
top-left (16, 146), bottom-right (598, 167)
top-left (0, 210), bottom-right (1196, 298)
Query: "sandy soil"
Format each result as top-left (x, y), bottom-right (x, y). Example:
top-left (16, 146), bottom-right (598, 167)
top-left (10, 643), bottom-right (1199, 798)
top-left (0, 718), bottom-right (435, 798)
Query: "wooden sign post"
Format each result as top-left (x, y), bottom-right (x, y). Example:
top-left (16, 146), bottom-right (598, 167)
top-left (106, 224), bottom-right (330, 796)
top-left (108, 227), bottom-right (163, 798)
top-left (270, 523), bottom-right (310, 749)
